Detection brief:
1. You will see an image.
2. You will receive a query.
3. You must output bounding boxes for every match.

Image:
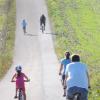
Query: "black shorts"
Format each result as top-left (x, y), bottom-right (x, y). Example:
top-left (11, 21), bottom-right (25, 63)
top-left (23, 26), bottom-right (26, 29)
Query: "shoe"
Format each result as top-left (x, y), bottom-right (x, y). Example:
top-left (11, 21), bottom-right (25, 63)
top-left (14, 95), bottom-right (17, 99)
top-left (63, 94), bottom-right (66, 97)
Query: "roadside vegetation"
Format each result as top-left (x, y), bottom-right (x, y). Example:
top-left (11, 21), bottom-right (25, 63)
top-left (47, 0), bottom-right (100, 99)
top-left (0, 0), bottom-right (5, 6)
top-left (0, 0), bottom-right (16, 79)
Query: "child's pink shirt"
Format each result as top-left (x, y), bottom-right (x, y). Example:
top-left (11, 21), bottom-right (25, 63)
top-left (15, 73), bottom-right (25, 89)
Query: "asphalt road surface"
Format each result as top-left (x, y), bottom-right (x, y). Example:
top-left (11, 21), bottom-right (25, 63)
top-left (0, 0), bottom-right (64, 100)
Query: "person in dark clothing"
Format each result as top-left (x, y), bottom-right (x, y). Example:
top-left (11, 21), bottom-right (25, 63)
top-left (40, 14), bottom-right (46, 30)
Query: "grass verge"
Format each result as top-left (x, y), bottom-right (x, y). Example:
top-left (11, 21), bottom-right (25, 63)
top-left (0, 0), bottom-right (6, 6)
top-left (47, 0), bottom-right (100, 99)
top-left (0, 0), bottom-right (16, 79)
top-left (0, 14), bottom-right (5, 30)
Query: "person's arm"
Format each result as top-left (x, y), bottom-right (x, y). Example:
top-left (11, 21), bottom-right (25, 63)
top-left (23, 73), bottom-right (29, 81)
top-left (11, 74), bottom-right (16, 82)
top-left (64, 67), bottom-right (68, 88)
top-left (59, 64), bottom-right (63, 75)
top-left (87, 71), bottom-right (91, 88)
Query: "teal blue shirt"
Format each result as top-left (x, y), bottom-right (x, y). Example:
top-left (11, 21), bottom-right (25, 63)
top-left (61, 59), bottom-right (71, 74)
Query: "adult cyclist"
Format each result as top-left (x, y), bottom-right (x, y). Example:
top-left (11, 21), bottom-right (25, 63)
top-left (40, 14), bottom-right (46, 30)
top-left (59, 52), bottom-right (71, 97)
top-left (65, 54), bottom-right (90, 100)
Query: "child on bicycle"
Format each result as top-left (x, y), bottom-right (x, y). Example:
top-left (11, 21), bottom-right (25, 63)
top-left (11, 65), bottom-right (29, 100)
top-left (59, 52), bottom-right (71, 97)
top-left (21, 19), bottom-right (27, 34)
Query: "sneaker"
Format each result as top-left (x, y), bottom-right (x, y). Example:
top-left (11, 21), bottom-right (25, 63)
top-left (63, 94), bottom-right (66, 97)
top-left (14, 96), bottom-right (17, 99)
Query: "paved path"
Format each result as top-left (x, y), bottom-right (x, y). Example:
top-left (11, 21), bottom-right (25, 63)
top-left (0, 0), bottom-right (64, 100)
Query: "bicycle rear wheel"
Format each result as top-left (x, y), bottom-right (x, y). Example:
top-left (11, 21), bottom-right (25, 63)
top-left (74, 94), bottom-right (80, 100)
top-left (41, 24), bottom-right (45, 33)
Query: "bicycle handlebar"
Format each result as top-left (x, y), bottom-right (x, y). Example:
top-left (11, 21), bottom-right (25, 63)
top-left (11, 79), bottom-right (30, 82)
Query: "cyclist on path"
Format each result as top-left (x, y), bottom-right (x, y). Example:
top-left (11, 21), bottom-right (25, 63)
top-left (59, 52), bottom-right (71, 97)
top-left (65, 54), bottom-right (90, 100)
top-left (40, 14), bottom-right (46, 31)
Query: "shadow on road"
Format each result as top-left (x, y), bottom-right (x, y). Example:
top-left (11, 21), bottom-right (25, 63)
top-left (23, 32), bottom-right (62, 36)
top-left (45, 33), bottom-right (58, 35)
top-left (24, 33), bottom-right (38, 36)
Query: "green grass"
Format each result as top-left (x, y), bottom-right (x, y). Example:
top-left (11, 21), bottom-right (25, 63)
top-left (0, 15), bottom-right (5, 29)
top-left (0, 0), bottom-right (16, 79)
top-left (0, 0), bottom-right (5, 6)
top-left (47, 0), bottom-right (100, 99)
top-left (0, 0), bottom-right (6, 30)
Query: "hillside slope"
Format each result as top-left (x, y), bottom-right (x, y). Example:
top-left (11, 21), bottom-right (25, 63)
top-left (47, 0), bottom-right (100, 99)
top-left (0, 0), bottom-right (64, 100)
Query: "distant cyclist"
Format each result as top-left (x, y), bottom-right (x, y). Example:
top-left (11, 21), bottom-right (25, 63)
top-left (21, 19), bottom-right (27, 34)
top-left (59, 52), bottom-right (71, 97)
top-left (65, 54), bottom-right (90, 100)
top-left (11, 65), bottom-right (29, 100)
top-left (40, 14), bottom-right (46, 31)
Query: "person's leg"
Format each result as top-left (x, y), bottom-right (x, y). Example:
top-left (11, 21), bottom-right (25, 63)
top-left (22, 88), bottom-right (26, 100)
top-left (66, 87), bottom-right (74, 100)
top-left (79, 88), bottom-right (88, 100)
top-left (44, 22), bottom-right (45, 30)
top-left (62, 75), bottom-right (64, 86)
top-left (14, 88), bottom-right (18, 98)
top-left (63, 75), bottom-right (66, 97)
top-left (61, 74), bottom-right (66, 97)
top-left (23, 92), bottom-right (26, 100)
top-left (23, 27), bottom-right (26, 33)
top-left (63, 86), bottom-right (66, 97)
top-left (66, 87), bottom-right (82, 100)
top-left (40, 21), bottom-right (42, 29)
top-left (24, 92), bottom-right (26, 100)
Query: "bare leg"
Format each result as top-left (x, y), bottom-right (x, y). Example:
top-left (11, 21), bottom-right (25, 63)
top-left (63, 80), bottom-right (66, 97)
top-left (63, 88), bottom-right (66, 97)
top-left (24, 93), bottom-right (26, 100)
top-left (23, 91), bottom-right (26, 100)
top-left (23, 27), bottom-right (26, 34)
top-left (14, 88), bottom-right (18, 98)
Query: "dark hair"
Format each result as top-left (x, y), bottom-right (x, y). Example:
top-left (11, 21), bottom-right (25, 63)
top-left (71, 54), bottom-right (80, 62)
top-left (65, 52), bottom-right (70, 59)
